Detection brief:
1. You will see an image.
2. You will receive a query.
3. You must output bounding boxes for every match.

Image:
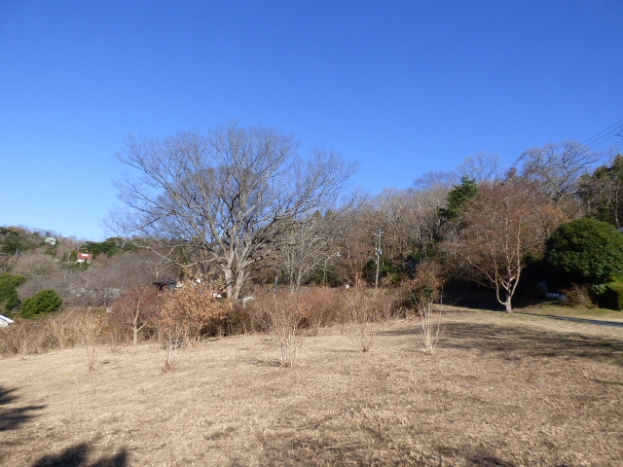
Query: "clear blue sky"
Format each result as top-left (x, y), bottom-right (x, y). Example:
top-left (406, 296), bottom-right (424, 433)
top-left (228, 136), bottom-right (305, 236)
top-left (1, 0), bottom-right (622, 240)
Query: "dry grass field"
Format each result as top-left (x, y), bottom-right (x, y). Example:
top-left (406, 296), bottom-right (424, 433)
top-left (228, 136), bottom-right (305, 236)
top-left (2, 310), bottom-right (623, 467)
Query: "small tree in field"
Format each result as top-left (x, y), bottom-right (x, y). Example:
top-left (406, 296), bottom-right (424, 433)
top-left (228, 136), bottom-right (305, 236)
top-left (406, 262), bottom-right (443, 353)
top-left (254, 293), bottom-right (308, 367)
top-left (442, 177), bottom-right (564, 312)
top-left (108, 285), bottom-right (162, 345)
top-left (344, 288), bottom-right (378, 352)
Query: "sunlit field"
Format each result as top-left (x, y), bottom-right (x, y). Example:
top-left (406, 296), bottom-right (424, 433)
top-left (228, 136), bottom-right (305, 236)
top-left (2, 310), bottom-right (623, 467)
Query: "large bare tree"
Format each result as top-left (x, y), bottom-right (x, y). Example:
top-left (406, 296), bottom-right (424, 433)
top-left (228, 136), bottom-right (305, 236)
top-left (114, 123), bottom-right (353, 299)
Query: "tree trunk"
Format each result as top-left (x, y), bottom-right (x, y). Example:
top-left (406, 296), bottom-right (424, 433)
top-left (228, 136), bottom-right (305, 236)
top-left (495, 284), bottom-right (514, 313)
top-left (223, 266), bottom-right (244, 300)
top-left (132, 303), bottom-right (140, 345)
top-left (504, 294), bottom-right (513, 313)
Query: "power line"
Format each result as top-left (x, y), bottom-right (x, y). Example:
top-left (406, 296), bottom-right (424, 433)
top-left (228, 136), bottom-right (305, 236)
top-left (580, 118), bottom-right (623, 150)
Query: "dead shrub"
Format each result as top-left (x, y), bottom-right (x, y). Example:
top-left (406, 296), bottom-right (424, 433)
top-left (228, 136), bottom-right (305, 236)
top-left (0, 308), bottom-right (105, 356)
top-left (221, 302), bottom-right (255, 335)
top-left (560, 284), bottom-right (594, 308)
top-left (156, 281), bottom-right (229, 371)
top-left (405, 262), bottom-right (444, 354)
top-left (47, 309), bottom-right (92, 349)
top-left (344, 287), bottom-right (379, 352)
top-left (297, 287), bottom-right (345, 334)
top-left (253, 293), bottom-right (307, 367)
top-left (0, 320), bottom-right (53, 355)
top-left (162, 345), bottom-right (180, 373)
top-left (82, 310), bottom-right (107, 371)
top-left (158, 280), bottom-right (231, 348)
top-left (107, 286), bottom-right (161, 346)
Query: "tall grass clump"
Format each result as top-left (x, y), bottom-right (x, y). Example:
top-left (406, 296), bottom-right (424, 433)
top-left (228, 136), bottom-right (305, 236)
top-left (0, 307), bottom-right (105, 356)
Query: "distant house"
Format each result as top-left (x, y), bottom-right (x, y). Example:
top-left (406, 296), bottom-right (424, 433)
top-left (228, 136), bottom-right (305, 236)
top-left (44, 237), bottom-right (57, 246)
top-left (76, 252), bottom-right (94, 263)
top-left (0, 314), bottom-right (14, 327)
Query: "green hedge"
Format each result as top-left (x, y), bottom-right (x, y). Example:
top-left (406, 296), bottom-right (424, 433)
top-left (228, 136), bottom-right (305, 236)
top-left (20, 289), bottom-right (62, 318)
top-left (598, 280), bottom-right (623, 311)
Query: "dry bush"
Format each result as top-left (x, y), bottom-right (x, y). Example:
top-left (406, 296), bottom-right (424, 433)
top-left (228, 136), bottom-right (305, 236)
top-left (341, 286), bottom-right (400, 352)
top-left (162, 345), bottom-right (179, 373)
top-left (0, 319), bottom-right (54, 355)
top-left (221, 302), bottom-right (256, 335)
top-left (560, 283), bottom-right (594, 308)
top-left (372, 287), bottom-right (403, 320)
top-left (297, 287), bottom-right (345, 334)
top-left (253, 293), bottom-right (308, 367)
top-left (343, 287), bottom-right (380, 352)
top-left (46, 308), bottom-right (95, 349)
top-left (158, 280), bottom-right (231, 348)
top-left (0, 308), bottom-right (107, 356)
top-left (405, 262), bottom-right (444, 354)
top-left (78, 310), bottom-right (107, 371)
top-left (157, 281), bottom-right (230, 372)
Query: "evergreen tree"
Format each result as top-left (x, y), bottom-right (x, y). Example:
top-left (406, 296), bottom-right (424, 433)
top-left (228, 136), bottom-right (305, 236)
top-left (0, 274), bottom-right (27, 312)
top-left (20, 289), bottom-right (62, 318)
top-left (545, 218), bottom-right (623, 284)
top-left (439, 176), bottom-right (478, 221)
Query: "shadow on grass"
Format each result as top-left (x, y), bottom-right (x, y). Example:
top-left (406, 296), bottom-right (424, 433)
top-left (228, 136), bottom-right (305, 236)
top-left (247, 431), bottom-right (522, 467)
top-left (381, 320), bottom-right (623, 366)
top-left (0, 385), bottom-right (45, 431)
top-left (443, 287), bottom-right (506, 312)
top-left (438, 445), bottom-right (517, 467)
top-left (32, 443), bottom-right (128, 467)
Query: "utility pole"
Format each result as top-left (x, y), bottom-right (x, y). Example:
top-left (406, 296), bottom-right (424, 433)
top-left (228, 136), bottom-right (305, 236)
top-left (373, 230), bottom-right (383, 289)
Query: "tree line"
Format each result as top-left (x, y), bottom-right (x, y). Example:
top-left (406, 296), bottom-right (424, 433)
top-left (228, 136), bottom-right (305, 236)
top-left (2, 123), bottom-right (623, 318)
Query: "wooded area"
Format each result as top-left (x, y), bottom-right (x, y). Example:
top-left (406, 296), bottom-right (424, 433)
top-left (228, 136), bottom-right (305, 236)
top-left (2, 125), bottom-right (623, 330)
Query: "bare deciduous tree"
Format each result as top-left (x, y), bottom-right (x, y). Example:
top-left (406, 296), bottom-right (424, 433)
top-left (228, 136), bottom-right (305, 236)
top-left (332, 199), bottom-right (380, 287)
top-left (411, 171), bottom-right (455, 254)
top-left (114, 124), bottom-right (354, 299)
top-left (108, 285), bottom-right (161, 345)
top-left (276, 215), bottom-right (328, 292)
top-left (12, 252), bottom-right (58, 279)
top-left (442, 177), bottom-right (564, 312)
top-left (457, 152), bottom-right (502, 183)
top-left (515, 142), bottom-right (604, 216)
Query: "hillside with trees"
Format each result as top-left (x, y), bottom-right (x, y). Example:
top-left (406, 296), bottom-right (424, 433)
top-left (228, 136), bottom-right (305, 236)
top-left (2, 125), bottom-right (623, 337)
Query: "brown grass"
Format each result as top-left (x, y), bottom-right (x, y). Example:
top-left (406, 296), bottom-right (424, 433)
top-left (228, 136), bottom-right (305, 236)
top-left (0, 308), bottom-right (104, 356)
top-left (2, 310), bottom-right (623, 466)
top-left (519, 302), bottom-right (623, 322)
